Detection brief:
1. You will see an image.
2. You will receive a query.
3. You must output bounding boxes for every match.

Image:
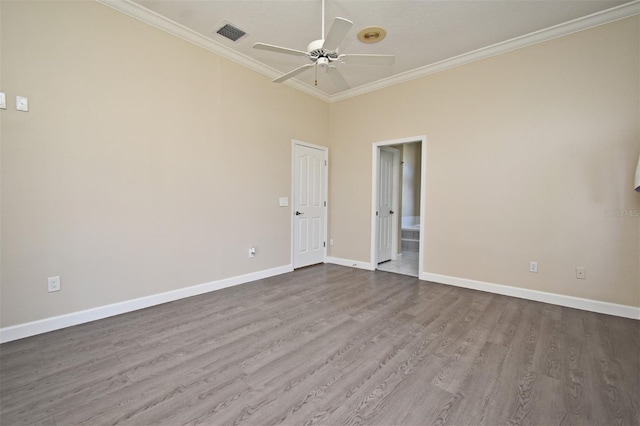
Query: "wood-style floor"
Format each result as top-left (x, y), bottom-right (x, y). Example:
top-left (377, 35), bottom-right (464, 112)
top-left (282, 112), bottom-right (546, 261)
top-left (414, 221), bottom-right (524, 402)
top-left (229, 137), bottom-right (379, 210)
top-left (1, 264), bottom-right (638, 425)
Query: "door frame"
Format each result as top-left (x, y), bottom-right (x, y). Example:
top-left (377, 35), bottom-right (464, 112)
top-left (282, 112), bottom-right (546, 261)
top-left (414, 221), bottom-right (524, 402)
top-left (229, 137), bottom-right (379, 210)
top-left (291, 139), bottom-right (329, 268)
top-left (371, 135), bottom-right (426, 276)
top-left (376, 146), bottom-right (400, 263)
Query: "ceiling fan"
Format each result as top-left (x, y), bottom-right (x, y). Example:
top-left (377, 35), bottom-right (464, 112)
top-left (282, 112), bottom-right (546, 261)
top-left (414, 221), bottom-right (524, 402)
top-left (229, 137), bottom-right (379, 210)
top-left (252, 0), bottom-right (395, 91)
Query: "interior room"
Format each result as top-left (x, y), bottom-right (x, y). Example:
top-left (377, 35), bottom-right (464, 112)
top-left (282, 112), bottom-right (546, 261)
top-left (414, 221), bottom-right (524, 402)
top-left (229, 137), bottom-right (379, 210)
top-left (1, 0), bottom-right (639, 424)
top-left (377, 141), bottom-right (422, 277)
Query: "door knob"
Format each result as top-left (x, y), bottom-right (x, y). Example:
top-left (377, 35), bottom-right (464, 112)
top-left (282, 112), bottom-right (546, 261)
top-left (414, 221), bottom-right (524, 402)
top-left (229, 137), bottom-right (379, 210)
top-left (295, 211), bottom-right (304, 215)
top-left (390, 210), bottom-right (395, 214)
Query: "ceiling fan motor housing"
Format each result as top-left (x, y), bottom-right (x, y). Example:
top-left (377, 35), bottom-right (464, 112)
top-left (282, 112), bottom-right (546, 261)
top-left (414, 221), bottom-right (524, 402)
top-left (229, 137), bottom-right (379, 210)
top-left (307, 39), bottom-right (339, 62)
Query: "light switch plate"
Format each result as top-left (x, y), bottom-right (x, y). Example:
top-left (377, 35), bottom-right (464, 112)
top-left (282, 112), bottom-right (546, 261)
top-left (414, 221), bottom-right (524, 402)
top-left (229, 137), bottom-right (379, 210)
top-left (279, 197), bottom-right (289, 207)
top-left (0, 92), bottom-right (6, 109)
top-left (48, 276), bottom-right (61, 292)
top-left (16, 96), bottom-right (28, 112)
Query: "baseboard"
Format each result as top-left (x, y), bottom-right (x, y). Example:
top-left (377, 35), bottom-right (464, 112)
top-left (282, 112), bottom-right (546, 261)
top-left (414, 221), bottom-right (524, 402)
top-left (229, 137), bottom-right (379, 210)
top-left (5, 264), bottom-right (634, 343)
top-left (0, 264), bottom-right (293, 343)
top-left (420, 272), bottom-right (640, 320)
top-left (325, 257), bottom-right (375, 271)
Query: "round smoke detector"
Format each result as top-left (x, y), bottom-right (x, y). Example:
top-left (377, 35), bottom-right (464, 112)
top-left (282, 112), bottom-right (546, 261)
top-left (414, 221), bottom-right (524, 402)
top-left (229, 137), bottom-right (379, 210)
top-left (357, 26), bottom-right (387, 43)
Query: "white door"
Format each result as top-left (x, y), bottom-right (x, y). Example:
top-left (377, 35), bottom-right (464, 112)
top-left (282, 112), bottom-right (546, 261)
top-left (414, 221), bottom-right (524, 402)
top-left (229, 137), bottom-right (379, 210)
top-left (293, 143), bottom-right (327, 268)
top-left (377, 148), bottom-right (396, 264)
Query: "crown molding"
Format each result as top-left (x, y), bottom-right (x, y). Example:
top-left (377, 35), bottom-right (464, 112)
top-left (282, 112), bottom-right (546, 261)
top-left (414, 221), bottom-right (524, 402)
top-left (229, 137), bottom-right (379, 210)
top-left (330, 0), bottom-right (640, 102)
top-left (95, 0), bottom-right (331, 103)
top-left (96, 0), bottom-right (638, 104)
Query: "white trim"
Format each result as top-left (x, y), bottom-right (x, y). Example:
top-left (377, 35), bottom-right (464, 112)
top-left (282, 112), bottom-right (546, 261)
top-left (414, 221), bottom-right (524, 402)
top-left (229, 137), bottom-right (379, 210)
top-left (95, 0), bottom-right (330, 103)
top-left (330, 1), bottom-right (640, 102)
top-left (370, 147), bottom-right (378, 268)
top-left (371, 136), bottom-right (427, 277)
top-left (418, 140), bottom-right (427, 279)
top-left (5, 262), bottom-right (634, 343)
top-left (325, 257), bottom-right (374, 271)
top-left (0, 264), bottom-right (293, 343)
top-left (291, 140), bottom-right (329, 269)
top-left (96, 0), bottom-right (639, 105)
top-left (420, 272), bottom-right (640, 320)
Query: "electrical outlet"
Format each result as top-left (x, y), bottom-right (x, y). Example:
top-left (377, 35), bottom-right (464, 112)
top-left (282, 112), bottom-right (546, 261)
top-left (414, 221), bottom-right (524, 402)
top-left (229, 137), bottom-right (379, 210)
top-left (0, 92), bottom-right (6, 109)
top-left (16, 96), bottom-right (28, 112)
top-left (48, 276), bottom-right (61, 292)
top-left (249, 247), bottom-right (256, 258)
top-left (576, 267), bottom-right (586, 279)
top-left (529, 261), bottom-right (538, 273)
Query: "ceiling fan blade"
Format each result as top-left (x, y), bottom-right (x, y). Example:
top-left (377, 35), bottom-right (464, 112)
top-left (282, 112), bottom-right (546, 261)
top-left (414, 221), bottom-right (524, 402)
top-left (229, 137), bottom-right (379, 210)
top-left (253, 42), bottom-right (308, 57)
top-left (273, 64), bottom-right (314, 83)
top-left (327, 67), bottom-right (350, 91)
top-left (339, 54), bottom-right (395, 66)
top-left (322, 17), bottom-right (353, 51)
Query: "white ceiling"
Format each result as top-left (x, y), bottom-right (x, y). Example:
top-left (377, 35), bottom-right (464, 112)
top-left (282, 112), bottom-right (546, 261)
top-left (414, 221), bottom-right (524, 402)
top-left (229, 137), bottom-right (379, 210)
top-left (109, 0), bottom-right (637, 100)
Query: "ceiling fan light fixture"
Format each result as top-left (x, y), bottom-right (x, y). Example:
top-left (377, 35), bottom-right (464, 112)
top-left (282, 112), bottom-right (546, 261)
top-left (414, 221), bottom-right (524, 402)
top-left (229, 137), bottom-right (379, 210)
top-left (357, 26), bottom-right (386, 43)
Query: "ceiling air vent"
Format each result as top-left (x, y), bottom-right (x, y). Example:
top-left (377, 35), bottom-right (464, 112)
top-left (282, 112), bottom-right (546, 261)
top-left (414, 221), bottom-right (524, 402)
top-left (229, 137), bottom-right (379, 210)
top-left (216, 23), bottom-right (247, 42)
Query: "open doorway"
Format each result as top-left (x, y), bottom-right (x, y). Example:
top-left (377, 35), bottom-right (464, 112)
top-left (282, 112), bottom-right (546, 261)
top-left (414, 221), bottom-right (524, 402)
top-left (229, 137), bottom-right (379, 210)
top-left (371, 136), bottom-right (426, 278)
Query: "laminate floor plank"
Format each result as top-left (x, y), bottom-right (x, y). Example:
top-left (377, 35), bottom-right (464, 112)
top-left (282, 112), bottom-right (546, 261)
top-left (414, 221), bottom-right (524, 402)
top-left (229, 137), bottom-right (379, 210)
top-left (487, 298), bottom-right (524, 347)
top-left (1, 355), bottom-right (132, 424)
top-left (305, 296), bottom-right (482, 424)
top-left (326, 353), bottom-right (451, 425)
top-left (355, 368), bottom-right (458, 426)
top-left (521, 374), bottom-right (568, 426)
top-left (368, 380), bottom-right (459, 426)
top-left (439, 342), bottom-right (509, 426)
top-left (581, 311), bottom-right (639, 424)
top-left (618, 354), bottom-right (640, 426)
top-left (183, 281), bottom-right (423, 425)
top-left (117, 278), bottom-right (383, 382)
top-left (264, 321), bottom-right (424, 425)
top-left (472, 300), bottom-right (545, 424)
top-left (1, 264), bottom-right (638, 426)
top-left (111, 366), bottom-right (250, 426)
top-left (429, 292), bottom-right (494, 358)
top-left (532, 314), bottom-right (562, 380)
top-left (291, 316), bottom-right (431, 424)
top-left (430, 296), bottom-right (507, 394)
top-left (559, 331), bottom-right (588, 425)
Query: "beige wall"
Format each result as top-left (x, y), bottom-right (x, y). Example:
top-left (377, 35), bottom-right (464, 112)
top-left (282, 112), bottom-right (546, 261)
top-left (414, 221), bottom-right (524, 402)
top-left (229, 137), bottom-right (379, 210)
top-left (328, 16), bottom-right (640, 307)
top-left (0, 1), bottom-right (329, 327)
